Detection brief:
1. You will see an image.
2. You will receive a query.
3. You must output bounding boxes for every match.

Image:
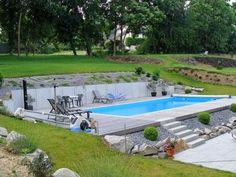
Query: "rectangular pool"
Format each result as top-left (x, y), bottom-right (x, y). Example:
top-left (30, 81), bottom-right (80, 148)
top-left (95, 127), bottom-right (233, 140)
top-left (88, 96), bottom-right (224, 117)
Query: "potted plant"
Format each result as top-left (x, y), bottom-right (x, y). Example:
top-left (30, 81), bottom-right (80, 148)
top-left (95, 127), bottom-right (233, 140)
top-left (161, 85), bottom-right (168, 96)
top-left (147, 81), bottom-right (157, 97)
top-left (164, 141), bottom-right (176, 159)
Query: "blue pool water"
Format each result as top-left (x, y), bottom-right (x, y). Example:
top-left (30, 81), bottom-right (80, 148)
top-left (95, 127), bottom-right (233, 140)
top-left (89, 96), bottom-right (223, 117)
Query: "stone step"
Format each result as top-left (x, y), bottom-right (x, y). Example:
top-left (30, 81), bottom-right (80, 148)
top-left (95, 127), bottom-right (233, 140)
top-left (181, 134), bottom-right (199, 143)
top-left (169, 125), bottom-right (187, 133)
top-left (175, 129), bottom-right (193, 138)
top-left (187, 138), bottom-right (205, 148)
top-left (160, 118), bottom-right (175, 125)
top-left (162, 121), bottom-right (181, 129)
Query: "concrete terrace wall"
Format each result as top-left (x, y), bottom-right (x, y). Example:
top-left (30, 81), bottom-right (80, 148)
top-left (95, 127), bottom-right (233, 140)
top-left (3, 82), bottom-right (175, 112)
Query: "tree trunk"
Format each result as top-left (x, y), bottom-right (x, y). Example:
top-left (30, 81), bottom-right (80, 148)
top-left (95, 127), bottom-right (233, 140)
top-left (70, 39), bottom-right (77, 56)
top-left (86, 44), bottom-right (92, 56)
top-left (17, 12), bottom-right (22, 57)
top-left (113, 24), bottom-right (117, 56)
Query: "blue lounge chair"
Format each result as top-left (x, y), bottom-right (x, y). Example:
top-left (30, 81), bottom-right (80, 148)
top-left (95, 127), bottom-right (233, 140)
top-left (107, 93), bottom-right (126, 101)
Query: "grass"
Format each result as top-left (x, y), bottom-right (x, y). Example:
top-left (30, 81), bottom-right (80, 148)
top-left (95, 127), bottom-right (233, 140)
top-left (0, 54), bottom-right (235, 95)
top-left (0, 115), bottom-right (235, 177)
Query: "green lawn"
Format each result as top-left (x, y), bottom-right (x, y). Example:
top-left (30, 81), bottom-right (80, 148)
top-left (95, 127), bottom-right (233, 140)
top-left (0, 115), bottom-right (235, 177)
top-left (0, 54), bottom-right (235, 95)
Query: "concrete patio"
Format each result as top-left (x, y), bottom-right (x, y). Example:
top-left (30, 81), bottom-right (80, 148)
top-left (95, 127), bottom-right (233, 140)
top-left (174, 133), bottom-right (236, 173)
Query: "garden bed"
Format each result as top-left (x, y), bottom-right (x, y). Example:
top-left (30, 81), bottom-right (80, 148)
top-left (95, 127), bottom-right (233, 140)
top-left (170, 68), bottom-right (236, 86)
top-left (108, 55), bottom-right (163, 64)
top-left (179, 57), bottom-right (236, 67)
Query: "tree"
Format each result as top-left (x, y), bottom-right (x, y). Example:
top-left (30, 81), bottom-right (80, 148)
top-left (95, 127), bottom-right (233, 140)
top-left (56, 0), bottom-right (82, 56)
top-left (187, 0), bottom-right (235, 53)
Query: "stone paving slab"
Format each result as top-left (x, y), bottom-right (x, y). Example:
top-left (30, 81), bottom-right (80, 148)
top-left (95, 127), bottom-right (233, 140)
top-left (174, 133), bottom-right (236, 173)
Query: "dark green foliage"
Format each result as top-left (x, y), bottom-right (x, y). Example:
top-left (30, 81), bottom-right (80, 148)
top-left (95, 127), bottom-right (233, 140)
top-left (146, 72), bottom-right (151, 78)
top-left (125, 37), bottom-right (145, 46)
top-left (230, 103), bottom-right (236, 112)
top-left (198, 112), bottom-right (210, 125)
top-left (185, 88), bottom-right (192, 94)
top-left (0, 73), bottom-right (3, 87)
top-left (6, 137), bottom-right (36, 154)
top-left (144, 126), bottom-right (158, 141)
top-left (135, 67), bottom-right (144, 75)
top-left (152, 70), bottom-right (160, 81)
top-left (28, 152), bottom-right (52, 177)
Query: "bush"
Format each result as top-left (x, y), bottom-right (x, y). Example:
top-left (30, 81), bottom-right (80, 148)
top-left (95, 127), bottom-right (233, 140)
top-left (0, 73), bottom-right (3, 88)
top-left (6, 137), bottom-right (36, 154)
top-left (185, 88), bottom-right (192, 94)
top-left (144, 126), bottom-right (158, 141)
top-left (135, 67), bottom-right (144, 75)
top-left (198, 112), bottom-right (210, 125)
top-left (230, 103), bottom-right (236, 112)
top-left (28, 152), bottom-right (52, 177)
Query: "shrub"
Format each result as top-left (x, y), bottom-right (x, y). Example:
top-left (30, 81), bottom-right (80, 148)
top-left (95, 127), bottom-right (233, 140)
top-left (198, 112), bottom-right (210, 125)
top-left (6, 137), bottom-right (36, 154)
top-left (146, 72), bottom-right (151, 78)
top-left (153, 70), bottom-right (160, 78)
top-left (152, 75), bottom-right (158, 81)
top-left (135, 67), bottom-right (144, 75)
top-left (230, 103), bottom-right (236, 112)
top-left (216, 66), bottom-right (223, 70)
top-left (0, 73), bottom-right (3, 88)
top-left (28, 152), bottom-right (52, 177)
top-left (144, 126), bottom-right (158, 141)
top-left (185, 88), bottom-right (192, 94)
top-left (177, 81), bottom-right (183, 85)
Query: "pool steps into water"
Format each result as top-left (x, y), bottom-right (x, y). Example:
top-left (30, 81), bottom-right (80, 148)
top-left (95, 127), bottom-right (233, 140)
top-left (161, 120), bottom-right (205, 148)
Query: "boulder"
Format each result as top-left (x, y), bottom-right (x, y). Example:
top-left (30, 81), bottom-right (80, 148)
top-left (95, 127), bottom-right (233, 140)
top-left (131, 145), bottom-right (139, 154)
top-left (0, 127), bottom-right (8, 137)
top-left (138, 143), bottom-right (158, 156)
top-left (229, 117), bottom-right (236, 126)
top-left (53, 168), bottom-right (80, 177)
top-left (104, 135), bottom-right (134, 153)
top-left (6, 131), bottom-right (25, 145)
top-left (21, 149), bottom-right (51, 170)
top-left (204, 128), bottom-right (212, 135)
top-left (219, 126), bottom-right (231, 133)
top-left (155, 137), bottom-right (171, 149)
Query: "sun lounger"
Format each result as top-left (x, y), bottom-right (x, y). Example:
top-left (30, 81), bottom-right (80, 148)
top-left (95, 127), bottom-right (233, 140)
top-left (92, 90), bottom-right (113, 103)
top-left (47, 99), bottom-right (91, 121)
top-left (107, 93), bottom-right (126, 101)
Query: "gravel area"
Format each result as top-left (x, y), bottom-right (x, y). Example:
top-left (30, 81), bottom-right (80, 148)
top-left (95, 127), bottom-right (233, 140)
top-left (127, 126), bottom-right (176, 146)
top-left (127, 109), bottom-right (236, 146)
top-left (182, 109), bottom-right (236, 130)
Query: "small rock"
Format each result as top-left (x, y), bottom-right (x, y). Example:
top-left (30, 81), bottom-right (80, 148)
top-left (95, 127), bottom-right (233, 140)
top-left (221, 122), bottom-right (227, 126)
top-left (201, 135), bottom-right (210, 140)
top-left (53, 168), bottom-right (80, 177)
top-left (193, 128), bottom-right (203, 135)
top-left (209, 133), bottom-right (217, 138)
top-left (158, 152), bottom-right (166, 159)
top-left (23, 117), bottom-right (37, 123)
top-left (6, 131), bottom-right (25, 145)
top-left (131, 145), bottom-right (139, 154)
top-left (138, 143), bottom-right (158, 156)
top-left (226, 123), bottom-right (233, 129)
top-left (204, 128), bottom-right (212, 135)
top-left (0, 127), bottom-right (8, 137)
top-left (104, 135), bottom-right (134, 153)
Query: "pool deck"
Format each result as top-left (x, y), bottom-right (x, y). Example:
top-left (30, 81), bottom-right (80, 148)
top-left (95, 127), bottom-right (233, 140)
top-left (88, 96), bottom-right (236, 135)
top-left (24, 96), bottom-right (236, 136)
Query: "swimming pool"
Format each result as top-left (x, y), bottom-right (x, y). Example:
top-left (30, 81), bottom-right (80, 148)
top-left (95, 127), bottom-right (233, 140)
top-left (89, 96), bottom-right (224, 117)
